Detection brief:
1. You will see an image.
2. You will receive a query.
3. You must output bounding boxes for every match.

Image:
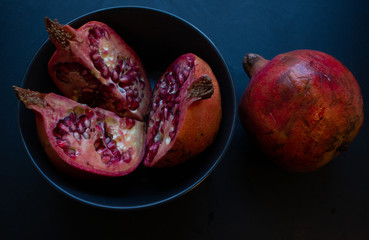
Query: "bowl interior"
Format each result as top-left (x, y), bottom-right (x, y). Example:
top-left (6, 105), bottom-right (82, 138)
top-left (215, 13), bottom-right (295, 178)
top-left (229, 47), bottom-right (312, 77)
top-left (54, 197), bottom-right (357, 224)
top-left (18, 6), bottom-right (236, 209)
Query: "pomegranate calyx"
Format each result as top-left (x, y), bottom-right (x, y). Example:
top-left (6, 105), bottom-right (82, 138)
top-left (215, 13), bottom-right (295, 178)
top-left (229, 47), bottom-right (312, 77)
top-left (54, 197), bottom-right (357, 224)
top-left (187, 74), bottom-right (214, 100)
top-left (45, 17), bottom-right (75, 48)
top-left (13, 86), bottom-right (46, 108)
top-left (243, 53), bottom-right (269, 78)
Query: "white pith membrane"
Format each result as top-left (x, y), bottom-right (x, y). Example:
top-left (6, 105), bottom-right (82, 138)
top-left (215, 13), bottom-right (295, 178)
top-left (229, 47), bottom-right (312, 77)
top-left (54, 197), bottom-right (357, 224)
top-left (144, 55), bottom-right (195, 164)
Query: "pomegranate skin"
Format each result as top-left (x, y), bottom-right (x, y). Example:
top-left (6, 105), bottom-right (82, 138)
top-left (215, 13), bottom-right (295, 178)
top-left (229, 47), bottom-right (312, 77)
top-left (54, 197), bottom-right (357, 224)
top-left (239, 50), bottom-right (364, 172)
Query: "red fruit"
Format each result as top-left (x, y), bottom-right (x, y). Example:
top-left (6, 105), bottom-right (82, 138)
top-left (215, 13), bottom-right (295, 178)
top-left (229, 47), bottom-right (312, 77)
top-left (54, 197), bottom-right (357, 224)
top-left (239, 50), bottom-right (364, 172)
top-left (143, 53), bottom-right (222, 167)
top-left (45, 18), bottom-right (151, 121)
top-left (14, 86), bottom-right (145, 177)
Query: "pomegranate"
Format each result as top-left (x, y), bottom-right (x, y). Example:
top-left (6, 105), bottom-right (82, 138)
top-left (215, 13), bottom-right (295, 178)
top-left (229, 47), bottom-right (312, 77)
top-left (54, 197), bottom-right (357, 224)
top-left (143, 53), bottom-right (222, 167)
top-left (239, 50), bottom-right (364, 172)
top-left (45, 18), bottom-right (151, 121)
top-left (14, 86), bottom-right (145, 177)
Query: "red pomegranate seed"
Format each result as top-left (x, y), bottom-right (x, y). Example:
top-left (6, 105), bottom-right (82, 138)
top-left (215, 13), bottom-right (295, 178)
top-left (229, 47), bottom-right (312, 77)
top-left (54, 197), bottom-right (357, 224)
top-left (65, 148), bottom-right (76, 158)
top-left (130, 99), bottom-right (139, 110)
top-left (169, 130), bottom-right (176, 140)
top-left (56, 120), bottom-right (69, 134)
top-left (76, 121), bottom-right (86, 134)
top-left (112, 70), bottom-right (119, 82)
top-left (107, 140), bottom-right (116, 150)
top-left (122, 150), bottom-right (132, 163)
top-left (85, 109), bottom-right (94, 118)
top-left (92, 26), bottom-right (102, 39)
top-left (73, 132), bottom-right (81, 139)
top-left (101, 156), bottom-right (111, 164)
top-left (56, 139), bottom-right (68, 148)
top-left (82, 132), bottom-right (90, 139)
top-left (125, 118), bottom-right (135, 129)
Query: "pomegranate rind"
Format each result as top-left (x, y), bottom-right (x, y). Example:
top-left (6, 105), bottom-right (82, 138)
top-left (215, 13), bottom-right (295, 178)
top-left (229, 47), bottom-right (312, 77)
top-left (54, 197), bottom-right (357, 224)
top-left (47, 19), bottom-right (151, 121)
top-left (239, 50), bottom-right (364, 172)
top-left (14, 87), bottom-right (145, 177)
top-left (144, 54), bottom-right (222, 167)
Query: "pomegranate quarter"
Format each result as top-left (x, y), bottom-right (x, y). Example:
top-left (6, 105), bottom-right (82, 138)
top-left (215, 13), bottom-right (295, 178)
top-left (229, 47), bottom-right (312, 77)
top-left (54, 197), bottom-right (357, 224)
top-left (45, 18), bottom-right (151, 121)
top-left (144, 53), bottom-right (222, 167)
top-left (239, 50), bottom-right (364, 172)
top-left (14, 87), bottom-right (145, 177)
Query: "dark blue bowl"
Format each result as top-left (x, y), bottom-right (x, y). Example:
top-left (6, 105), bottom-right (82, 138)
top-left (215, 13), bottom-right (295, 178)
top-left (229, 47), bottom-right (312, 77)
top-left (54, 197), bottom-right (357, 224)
top-left (17, 6), bottom-right (236, 210)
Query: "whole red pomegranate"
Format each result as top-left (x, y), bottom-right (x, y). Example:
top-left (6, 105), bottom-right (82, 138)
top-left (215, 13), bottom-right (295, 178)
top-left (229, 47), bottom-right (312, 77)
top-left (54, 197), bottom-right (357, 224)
top-left (14, 86), bottom-right (145, 177)
top-left (45, 18), bottom-right (151, 121)
top-left (143, 53), bottom-right (222, 167)
top-left (239, 50), bottom-right (364, 172)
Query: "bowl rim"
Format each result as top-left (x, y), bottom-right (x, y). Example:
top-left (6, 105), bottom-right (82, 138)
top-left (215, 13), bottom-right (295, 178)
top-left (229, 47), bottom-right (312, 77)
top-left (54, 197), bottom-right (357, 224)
top-left (16, 5), bottom-right (237, 210)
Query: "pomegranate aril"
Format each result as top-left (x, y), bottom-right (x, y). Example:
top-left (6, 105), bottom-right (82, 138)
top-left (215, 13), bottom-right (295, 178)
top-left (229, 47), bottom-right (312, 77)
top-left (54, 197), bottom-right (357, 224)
top-left (107, 140), bottom-right (116, 150)
top-left (94, 139), bottom-right (104, 150)
top-left (149, 141), bottom-right (160, 151)
top-left (53, 129), bottom-right (63, 139)
top-left (76, 121), bottom-right (86, 134)
top-left (56, 139), bottom-right (68, 148)
top-left (91, 53), bottom-right (100, 61)
top-left (101, 66), bottom-right (110, 78)
top-left (73, 132), bottom-right (81, 139)
top-left (111, 149), bottom-right (120, 157)
top-left (122, 151), bottom-right (132, 163)
top-left (69, 112), bottom-right (77, 122)
top-left (130, 99), bottom-right (140, 110)
top-left (126, 89), bottom-right (133, 97)
top-left (92, 26), bottom-right (102, 39)
top-left (169, 130), bottom-right (176, 139)
top-left (93, 58), bottom-right (105, 70)
top-left (82, 132), bottom-right (90, 139)
top-left (56, 120), bottom-right (69, 134)
top-left (65, 148), bottom-right (77, 158)
top-left (117, 58), bottom-right (123, 68)
top-left (102, 156), bottom-right (111, 164)
top-left (85, 109), bottom-right (94, 118)
top-left (119, 75), bottom-right (130, 85)
top-left (112, 70), bottom-right (119, 82)
top-left (125, 118), bottom-right (135, 129)
top-left (88, 35), bottom-right (98, 46)
top-left (79, 115), bottom-right (91, 128)
top-left (172, 103), bottom-right (179, 115)
top-left (163, 107), bottom-right (169, 120)
top-left (173, 114), bottom-right (179, 126)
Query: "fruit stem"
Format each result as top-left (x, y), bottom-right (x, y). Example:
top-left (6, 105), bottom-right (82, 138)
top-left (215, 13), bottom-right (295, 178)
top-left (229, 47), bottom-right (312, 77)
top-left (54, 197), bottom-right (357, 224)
top-left (45, 17), bottom-right (75, 48)
top-left (188, 74), bottom-right (214, 100)
top-left (243, 53), bottom-right (269, 78)
top-left (13, 86), bottom-right (46, 108)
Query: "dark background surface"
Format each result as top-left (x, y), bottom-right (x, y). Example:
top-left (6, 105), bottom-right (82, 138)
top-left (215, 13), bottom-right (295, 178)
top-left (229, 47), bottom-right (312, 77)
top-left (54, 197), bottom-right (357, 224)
top-left (1, 0), bottom-right (368, 239)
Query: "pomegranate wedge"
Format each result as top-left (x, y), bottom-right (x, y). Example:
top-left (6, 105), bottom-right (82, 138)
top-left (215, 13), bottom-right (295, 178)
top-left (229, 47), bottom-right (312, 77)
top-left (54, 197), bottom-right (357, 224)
top-left (14, 86), bottom-right (145, 177)
top-left (45, 18), bottom-right (151, 121)
top-left (144, 53), bottom-right (222, 167)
